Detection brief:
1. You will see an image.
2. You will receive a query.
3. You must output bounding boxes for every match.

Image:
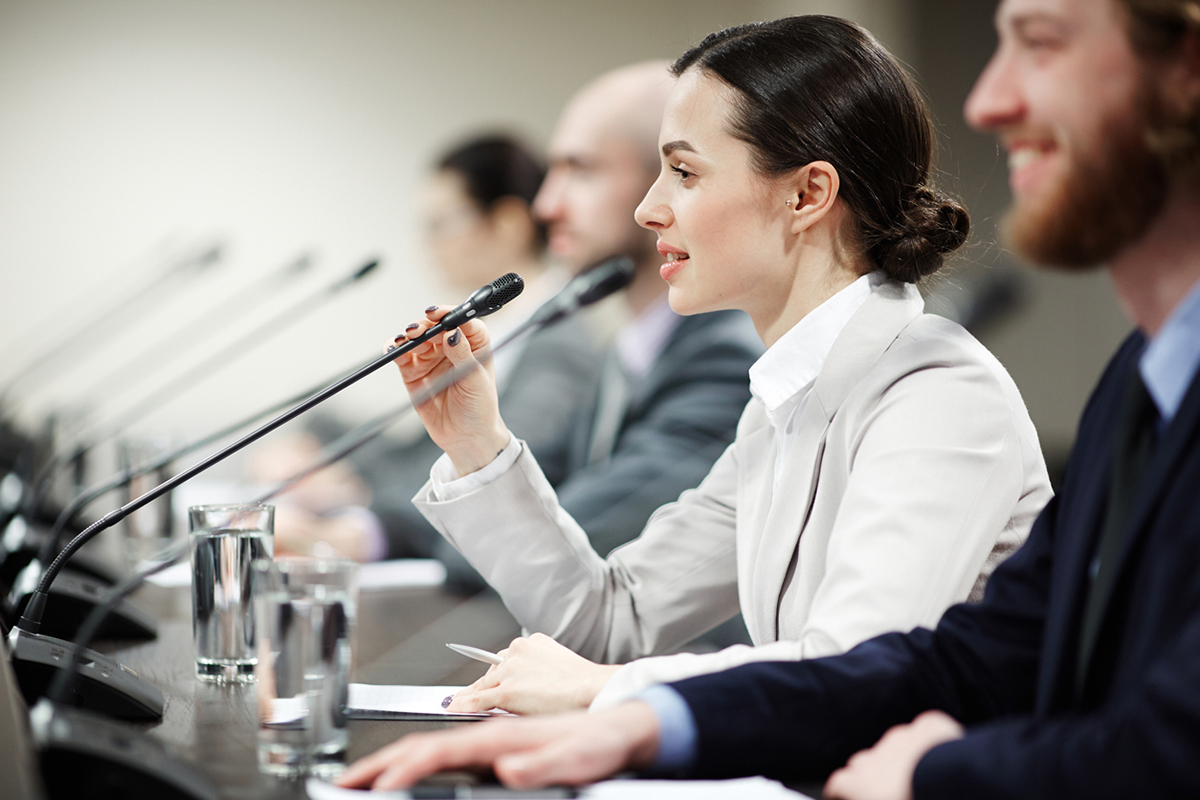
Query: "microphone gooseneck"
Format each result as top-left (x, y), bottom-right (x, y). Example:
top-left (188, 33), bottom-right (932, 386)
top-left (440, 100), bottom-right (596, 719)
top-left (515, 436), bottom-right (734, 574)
top-left (17, 272), bottom-right (524, 634)
top-left (252, 258), bottom-right (633, 506)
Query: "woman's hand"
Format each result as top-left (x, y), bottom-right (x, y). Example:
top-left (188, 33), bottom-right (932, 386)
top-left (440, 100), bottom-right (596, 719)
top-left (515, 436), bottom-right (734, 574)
top-left (336, 702), bottom-right (661, 791)
top-left (390, 306), bottom-right (511, 476)
top-left (446, 633), bottom-right (622, 715)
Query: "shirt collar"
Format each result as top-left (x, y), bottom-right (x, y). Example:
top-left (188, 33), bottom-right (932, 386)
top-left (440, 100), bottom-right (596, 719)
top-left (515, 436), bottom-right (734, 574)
top-left (1140, 275), bottom-right (1200, 424)
top-left (749, 271), bottom-right (884, 414)
top-left (617, 295), bottom-right (683, 380)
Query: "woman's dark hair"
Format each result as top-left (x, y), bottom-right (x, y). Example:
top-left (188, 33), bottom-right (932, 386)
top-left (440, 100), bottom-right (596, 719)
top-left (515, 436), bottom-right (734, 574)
top-left (437, 134), bottom-right (548, 249)
top-left (673, 16), bottom-right (969, 282)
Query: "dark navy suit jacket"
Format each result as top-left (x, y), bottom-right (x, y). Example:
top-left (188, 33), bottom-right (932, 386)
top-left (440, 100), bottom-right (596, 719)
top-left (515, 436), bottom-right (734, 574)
top-left (669, 331), bottom-right (1200, 798)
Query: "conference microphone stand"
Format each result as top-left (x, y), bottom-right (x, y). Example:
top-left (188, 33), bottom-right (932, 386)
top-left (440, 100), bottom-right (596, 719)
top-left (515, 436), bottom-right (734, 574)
top-left (6, 272), bottom-right (524, 721)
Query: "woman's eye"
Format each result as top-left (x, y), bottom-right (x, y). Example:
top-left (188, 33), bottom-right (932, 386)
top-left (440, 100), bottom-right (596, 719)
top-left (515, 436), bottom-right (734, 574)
top-left (670, 165), bottom-right (694, 181)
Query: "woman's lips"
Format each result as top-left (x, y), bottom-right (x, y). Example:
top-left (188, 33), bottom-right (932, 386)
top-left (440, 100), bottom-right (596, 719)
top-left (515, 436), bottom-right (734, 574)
top-left (660, 254), bottom-right (689, 281)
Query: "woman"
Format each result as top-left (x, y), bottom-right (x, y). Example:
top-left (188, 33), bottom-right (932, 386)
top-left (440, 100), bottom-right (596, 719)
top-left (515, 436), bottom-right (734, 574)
top-left (388, 17), bottom-right (1051, 717)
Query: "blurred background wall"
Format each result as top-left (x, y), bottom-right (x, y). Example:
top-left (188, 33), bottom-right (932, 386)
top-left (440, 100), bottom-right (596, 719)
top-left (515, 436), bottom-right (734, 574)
top-left (0, 0), bottom-right (1130, 480)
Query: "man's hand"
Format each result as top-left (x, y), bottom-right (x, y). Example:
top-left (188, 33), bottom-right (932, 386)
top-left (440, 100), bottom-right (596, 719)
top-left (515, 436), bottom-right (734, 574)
top-left (336, 701), bottom-right (661, 790)
top-left (447, 633), bottom-right (622, 715)
top-left (824, 711), bottom-right (964, 800)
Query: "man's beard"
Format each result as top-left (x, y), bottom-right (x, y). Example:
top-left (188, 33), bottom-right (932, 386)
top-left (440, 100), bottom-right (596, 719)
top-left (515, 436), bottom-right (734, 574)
top-left (1003, 100), bottom-right (1169, 270)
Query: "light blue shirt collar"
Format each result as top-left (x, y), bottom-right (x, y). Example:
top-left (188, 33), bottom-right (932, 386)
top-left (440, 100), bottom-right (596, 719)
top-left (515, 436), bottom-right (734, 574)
top-left (1140, 277), bottom-right (1200, 425)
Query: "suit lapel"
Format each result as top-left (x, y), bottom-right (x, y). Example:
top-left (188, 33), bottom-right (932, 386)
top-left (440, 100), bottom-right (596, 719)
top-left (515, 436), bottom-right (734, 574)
top-left (749, 281), bottom-right (924, 641)
top-left (1072, 361), bottom-right (1200, 688)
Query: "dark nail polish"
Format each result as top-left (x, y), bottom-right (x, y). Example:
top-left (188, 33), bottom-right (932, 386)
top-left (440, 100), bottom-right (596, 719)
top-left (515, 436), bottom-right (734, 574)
top-left (447, 330), bottom-right (461, 347)
top-left (441, 695), bottom-right (453, 708)
top-left (406, 322), bottom-right (420, 331)
top-left (386, 343), bottom-right (396, 352)
top-left (426, 305), bottom-right (439, 314)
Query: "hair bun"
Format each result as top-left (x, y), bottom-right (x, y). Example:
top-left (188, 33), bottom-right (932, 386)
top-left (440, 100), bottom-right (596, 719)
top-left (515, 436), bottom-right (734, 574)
top-left (873, 186), bottom-right (970, 283)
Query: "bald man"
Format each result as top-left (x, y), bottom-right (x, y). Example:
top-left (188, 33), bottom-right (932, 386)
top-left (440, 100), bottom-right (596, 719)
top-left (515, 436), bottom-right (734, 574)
top-left (434, 62), bottom-right (762, 589)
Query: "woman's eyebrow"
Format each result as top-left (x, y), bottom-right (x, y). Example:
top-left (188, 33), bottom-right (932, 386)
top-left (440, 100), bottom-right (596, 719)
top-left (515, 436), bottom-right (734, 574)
top-left (662, 140), bottom-right (696, 156)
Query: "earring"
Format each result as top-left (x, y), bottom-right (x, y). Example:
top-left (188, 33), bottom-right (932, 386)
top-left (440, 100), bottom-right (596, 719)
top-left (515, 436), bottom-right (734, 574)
top-left (785, 200), bottom-right (792, 208)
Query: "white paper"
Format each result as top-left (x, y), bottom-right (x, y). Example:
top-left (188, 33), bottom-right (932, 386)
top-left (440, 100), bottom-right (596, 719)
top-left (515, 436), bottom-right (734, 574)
top-left (358, 559), bottom-right (446, 591)
top-left (305, 776), bottom-right (812, 799)
top-left (266, 694), bottom-right (310, 725)
top-left (347, 683), bottom-right (511, 717)
top-left (143, 557), bottom-right (446, 590)
top-left (144, 561), bottom-right (191, 587)
top-left (585, 777), bottom-right (812, 799)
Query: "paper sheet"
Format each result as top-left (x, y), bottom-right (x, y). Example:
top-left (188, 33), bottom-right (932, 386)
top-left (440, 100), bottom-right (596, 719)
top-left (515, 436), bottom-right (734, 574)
top-left (347, 683), bottom-right (513, 719)
top-left (306, 776), bottom-right (812, 799)
top-left (144, 558), bottom-right (447, 590)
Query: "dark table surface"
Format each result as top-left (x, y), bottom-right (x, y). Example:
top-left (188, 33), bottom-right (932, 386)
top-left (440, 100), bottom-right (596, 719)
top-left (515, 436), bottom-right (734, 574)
top-left (96, 580), bottom-right (522, 799)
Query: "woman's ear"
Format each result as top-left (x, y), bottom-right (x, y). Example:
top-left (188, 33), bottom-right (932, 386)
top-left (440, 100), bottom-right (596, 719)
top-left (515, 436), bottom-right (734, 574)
top-left (785, 161), bottom-right (840, 234)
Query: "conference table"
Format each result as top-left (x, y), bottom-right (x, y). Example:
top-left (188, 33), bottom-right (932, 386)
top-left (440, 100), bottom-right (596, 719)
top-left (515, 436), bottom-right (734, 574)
top-left (97, 577), bottom-right (523, 799)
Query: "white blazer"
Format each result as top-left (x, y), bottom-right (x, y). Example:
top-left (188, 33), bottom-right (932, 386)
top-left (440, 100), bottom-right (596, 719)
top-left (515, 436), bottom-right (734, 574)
top-left (414, 280), bottom-right (1053, 708)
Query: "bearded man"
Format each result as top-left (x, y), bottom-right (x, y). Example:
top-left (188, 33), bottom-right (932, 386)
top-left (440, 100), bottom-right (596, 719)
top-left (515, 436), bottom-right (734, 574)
top-left (337, 2), bottom-right (1200, 797)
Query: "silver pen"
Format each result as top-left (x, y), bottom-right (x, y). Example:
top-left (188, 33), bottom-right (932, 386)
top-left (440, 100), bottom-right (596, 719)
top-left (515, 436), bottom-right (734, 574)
top-left (446, 642), bottom-right (504, 666)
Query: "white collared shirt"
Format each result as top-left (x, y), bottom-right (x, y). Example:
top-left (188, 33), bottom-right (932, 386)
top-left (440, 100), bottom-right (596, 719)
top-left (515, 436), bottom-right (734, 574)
top-left (749, 271), bottom-right (884, 493)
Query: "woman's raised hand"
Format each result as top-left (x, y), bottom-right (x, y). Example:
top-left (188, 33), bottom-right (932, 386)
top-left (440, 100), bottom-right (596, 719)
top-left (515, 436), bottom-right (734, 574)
top-left (390, 306), bottom-right (512, 476)
top-left (446, 633), bottom-right (622, 716)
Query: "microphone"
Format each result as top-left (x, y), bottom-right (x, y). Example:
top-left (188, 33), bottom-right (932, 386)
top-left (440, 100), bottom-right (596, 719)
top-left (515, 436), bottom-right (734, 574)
top-left (525, 256), bottom-right (634, 328)
top-left (252, 258), bottom-right (634, 506)
top-left (16, 257), bottom-right (382, 532)
top-left (6, 273), bottom-right (523, 720)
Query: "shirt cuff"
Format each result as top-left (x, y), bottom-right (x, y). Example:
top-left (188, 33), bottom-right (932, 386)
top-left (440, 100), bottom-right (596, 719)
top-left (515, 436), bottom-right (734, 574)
top-left (429, 432), bottom-right (520, 502)
top-left (635, 684), bottom-right (698, 775)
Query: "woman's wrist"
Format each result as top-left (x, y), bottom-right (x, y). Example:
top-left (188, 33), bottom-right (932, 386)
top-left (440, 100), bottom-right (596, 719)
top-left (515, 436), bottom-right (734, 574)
top-left (579, 663), bottom-right (623, 709)
top-left (447, 424), bottom-right (513, 477)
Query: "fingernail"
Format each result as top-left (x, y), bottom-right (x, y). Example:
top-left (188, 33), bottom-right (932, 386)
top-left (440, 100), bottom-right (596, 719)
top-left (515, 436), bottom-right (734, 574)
top-left (447, 330), bottom-right (461, 347)
top-left (386, 343), bottom-right (396, 352)
top-left (441, 695), bottom-right (453, 708)
top-left (426, 305), bottom-right (438, 314)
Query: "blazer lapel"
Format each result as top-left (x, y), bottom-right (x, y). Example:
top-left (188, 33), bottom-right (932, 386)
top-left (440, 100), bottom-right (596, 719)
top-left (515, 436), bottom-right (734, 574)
top-left (1073, 362), bottom-right (1200, 687)
top-left (749, 281), bottom-right (925, 641)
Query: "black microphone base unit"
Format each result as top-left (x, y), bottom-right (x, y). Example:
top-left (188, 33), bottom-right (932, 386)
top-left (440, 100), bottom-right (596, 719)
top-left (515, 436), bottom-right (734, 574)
top-left (8, 628), bottom-right (165, 721)
top-left (6, 567), bottom-right (157, 641)
top-left (32, 700), bottom-right (220, 800)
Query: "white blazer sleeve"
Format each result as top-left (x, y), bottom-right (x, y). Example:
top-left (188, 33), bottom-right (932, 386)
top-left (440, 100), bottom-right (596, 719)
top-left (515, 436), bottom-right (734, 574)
top-left (413, 437), bottom-right (744, 663)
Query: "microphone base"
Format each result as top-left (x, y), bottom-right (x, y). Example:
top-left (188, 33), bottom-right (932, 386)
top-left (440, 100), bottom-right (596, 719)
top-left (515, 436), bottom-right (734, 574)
top-left (8, 627), bottom-right (164, 721)
top-left (6, 567), bottom-right (157, 641)
top-left (32, 700), bottom-right (219, 800)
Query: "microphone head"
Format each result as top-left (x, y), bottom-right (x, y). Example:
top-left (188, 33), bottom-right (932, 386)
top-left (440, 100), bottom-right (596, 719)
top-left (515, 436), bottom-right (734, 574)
top-left (576, 257), bottom-right (635, 307)
top-left (484, 272), bottom-right (525, 311)
top-left (351, 258), bottom-right (382, 282)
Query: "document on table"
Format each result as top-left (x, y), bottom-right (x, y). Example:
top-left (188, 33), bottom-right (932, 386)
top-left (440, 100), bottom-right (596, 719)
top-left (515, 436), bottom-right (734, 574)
top-left (346, 683), bottom-right (514, 721)
top-left (307, 776), bottom-right (813, 799)
top-left (145, 558), bottom-right (447, 590)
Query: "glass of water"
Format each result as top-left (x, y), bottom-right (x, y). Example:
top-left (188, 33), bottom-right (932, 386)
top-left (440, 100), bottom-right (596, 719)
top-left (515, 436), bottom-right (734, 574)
top-left (189, 504), bottom-right (274, 683)
top-left (253, 556), bottom-right (357, 778)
